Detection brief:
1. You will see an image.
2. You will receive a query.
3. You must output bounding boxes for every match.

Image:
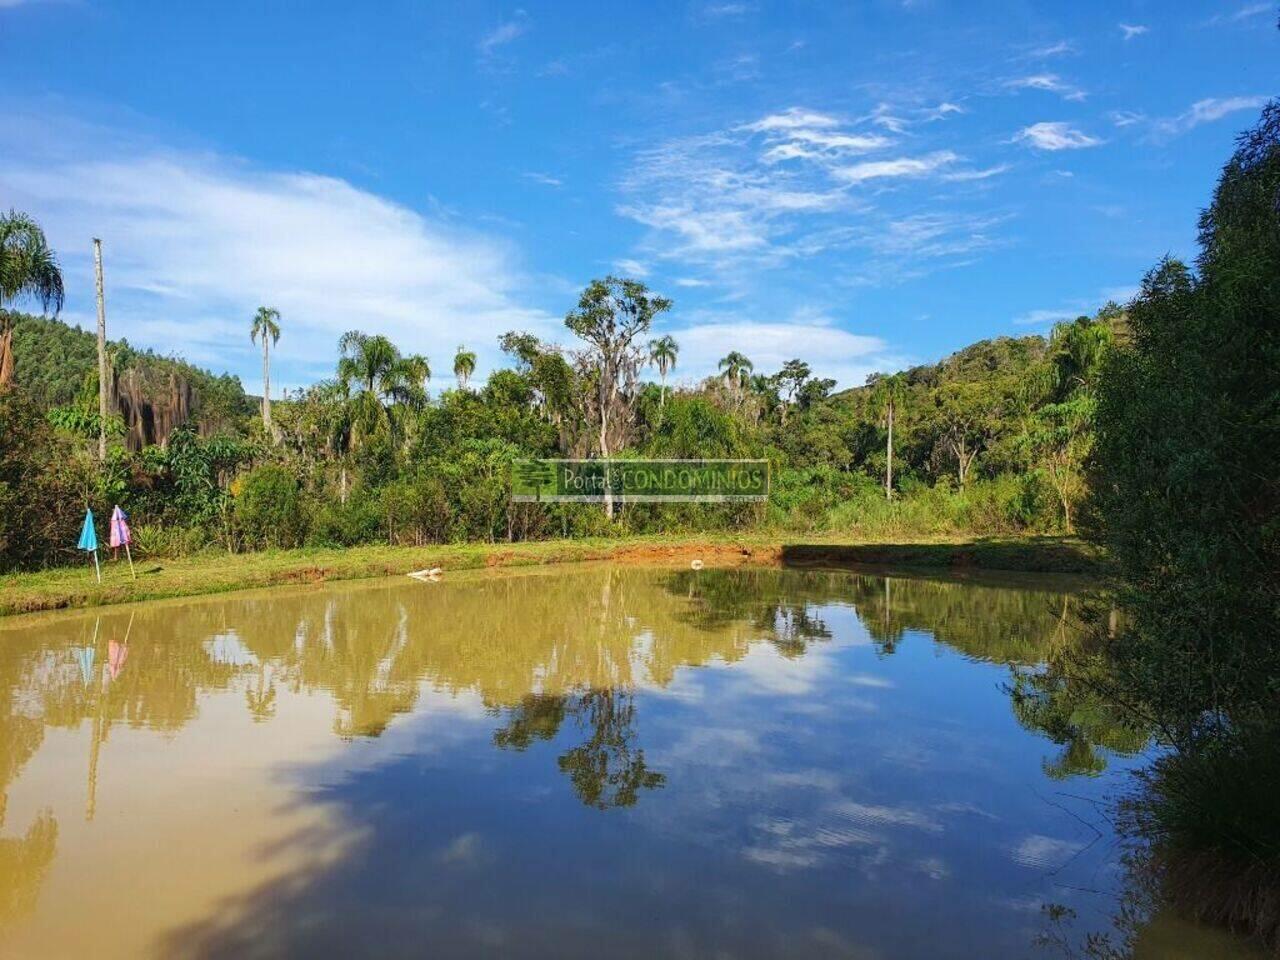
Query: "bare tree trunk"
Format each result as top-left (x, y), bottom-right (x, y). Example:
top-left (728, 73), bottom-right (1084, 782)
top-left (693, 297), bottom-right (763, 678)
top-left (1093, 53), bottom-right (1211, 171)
top-left (93, 239), bottom-right (109, 461)
top-left (600, 414), bottom-right (614, 520)
top-left (885, 399), bottom-right (894, 501)
top-left (340, 465), bottom-right (348, 506)
top-left (261, 338), bottom-right (272, 434)
top-left (0, 323), bottom-right (14, 388)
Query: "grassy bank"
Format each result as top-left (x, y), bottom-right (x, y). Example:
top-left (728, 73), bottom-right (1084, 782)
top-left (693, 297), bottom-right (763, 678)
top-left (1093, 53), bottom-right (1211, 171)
top-left (0, 534), bottom-right (1100, 617)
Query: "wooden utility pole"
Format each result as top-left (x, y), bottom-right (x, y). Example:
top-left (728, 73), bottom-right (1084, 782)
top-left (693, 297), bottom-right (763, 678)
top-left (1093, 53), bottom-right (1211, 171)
top-left (885, 396), bottom-right (894, 501)
top-left (93, 238), bottom-right (108, 461)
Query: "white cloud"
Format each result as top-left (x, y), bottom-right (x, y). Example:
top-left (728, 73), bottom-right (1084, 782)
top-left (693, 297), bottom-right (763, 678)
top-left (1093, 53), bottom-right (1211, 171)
top-left (478, 14), bottom-right (529, 57)
top-left (1012, 121), bottom-right (1102, 150)
top-left (613, 258), bottom-right (650, 278)
top-left (1021, 40), bottom-right (1075, 59)
top-left (1109, 110), bottom-right (1145, 128)
top-left (617, 104), bottom-right (1003, 310)
top-left (674, 277), bottom-right (711, 287)
top-left (1231, 2), bottom-right (1273, 20)
top-left (922, 102), bottom-right (965, 122)
top-left (521, 171), bottom-right (562, 187)
top-left (665, 314), bottom-right (899, 389)
top-left (1005, 74), bottom-right (1087, 102)
top-left (1012, 284), bottom-right (1133, 327)
top-left (701, 2), bottom-right (751, 16)
top-left (833, 151), bottom-right (958, 183)
top-left (941, 163), bottom-right (1011, 182)
top-left (1153, 95), bottom-right (1270, 137)
top-left (1204, 3), bottom-right (1272, 25)
top-left (0, 114), bottom-right (557, 390)
top-left (745, 108), bottom-right (842, 132)
top-left (1119, 23), bottom-right (1149, 40)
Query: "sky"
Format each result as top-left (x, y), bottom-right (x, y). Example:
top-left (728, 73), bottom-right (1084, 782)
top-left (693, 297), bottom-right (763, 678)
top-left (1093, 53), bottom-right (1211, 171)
top-left (0, 1), bottom-right (1275, 394)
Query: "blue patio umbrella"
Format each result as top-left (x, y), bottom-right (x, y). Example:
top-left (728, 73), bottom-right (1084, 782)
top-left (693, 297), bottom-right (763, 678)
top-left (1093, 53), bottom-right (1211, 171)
top-left (78, 508), bottom-right (101, 583)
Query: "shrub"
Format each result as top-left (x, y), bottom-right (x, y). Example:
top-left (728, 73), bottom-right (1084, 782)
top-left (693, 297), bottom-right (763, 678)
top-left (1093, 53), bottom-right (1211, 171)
top-left (233, 463), bottom-right (304, 549)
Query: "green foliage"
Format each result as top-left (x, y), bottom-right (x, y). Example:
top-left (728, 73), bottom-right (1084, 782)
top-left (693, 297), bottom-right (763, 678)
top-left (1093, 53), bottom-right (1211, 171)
top-left (1010, 104), bottom-right (1280, 933)
top-left (1088, 104), bottom-right (1280, 860)
top-left (234, 464), bottom-right (304, 549)
top-left (8, 312), bottom-right (253, 433)
top-left (0, 390), bottom-right (82, 571)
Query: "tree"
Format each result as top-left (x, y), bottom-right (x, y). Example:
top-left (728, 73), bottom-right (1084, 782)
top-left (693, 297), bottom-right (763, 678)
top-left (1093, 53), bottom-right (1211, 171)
top-left (1020, 105), bottom-right (1280, 920)
top-left (870, 372), bottom-right (907, 501)
top-left (717, 351), bottom-right (753, 408)
top-left (1027, 394), bottom-right (1092, 533)
top-left (647, 334), bottom-right (678, 421)
top-left (336, 331), bottom-right (430, 450)
top-left (776, 358), bottom-right (810, 425)
top-left (249, 307), bottom-right (281, 434)
top-left (0, 211), bottom-right (64, 388)
top-left (565, 277), bottom-right (672, 518)
top-left (934, 382), bottom-right (1000, 489)
top-left (453, 345), bottom-right (477, 390)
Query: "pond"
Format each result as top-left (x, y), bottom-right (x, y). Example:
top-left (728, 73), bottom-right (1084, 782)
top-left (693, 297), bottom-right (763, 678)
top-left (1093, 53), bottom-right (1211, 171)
top-left (0, 565), bottom-right (1260, 959)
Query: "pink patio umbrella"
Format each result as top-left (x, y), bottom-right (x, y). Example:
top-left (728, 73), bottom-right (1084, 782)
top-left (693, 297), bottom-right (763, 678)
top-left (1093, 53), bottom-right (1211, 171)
top-left (110, 505), bottom-right (135, 579)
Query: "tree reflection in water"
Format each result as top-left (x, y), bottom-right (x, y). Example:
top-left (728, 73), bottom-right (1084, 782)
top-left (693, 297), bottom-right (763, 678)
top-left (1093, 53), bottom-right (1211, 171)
top-left (495, 689), bottom-right (665, 809)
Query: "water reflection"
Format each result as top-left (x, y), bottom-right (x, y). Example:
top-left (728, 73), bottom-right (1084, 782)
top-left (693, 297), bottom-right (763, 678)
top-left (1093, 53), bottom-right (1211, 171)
top-left (0, 566), bottom-right (1257, 958)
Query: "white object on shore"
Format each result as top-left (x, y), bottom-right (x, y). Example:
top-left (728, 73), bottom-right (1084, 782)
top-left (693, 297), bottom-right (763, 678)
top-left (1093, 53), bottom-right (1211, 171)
top-left (407, 567), bottom-right (443, 581)
top-left (690, 559), bottom-right (704, 570)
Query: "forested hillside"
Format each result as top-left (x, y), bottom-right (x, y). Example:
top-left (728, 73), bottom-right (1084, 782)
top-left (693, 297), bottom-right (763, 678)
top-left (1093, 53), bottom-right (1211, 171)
top-left (5, 311), bottom-right (253, 445)
top-left (0, 289), bottom-right (1116, 570)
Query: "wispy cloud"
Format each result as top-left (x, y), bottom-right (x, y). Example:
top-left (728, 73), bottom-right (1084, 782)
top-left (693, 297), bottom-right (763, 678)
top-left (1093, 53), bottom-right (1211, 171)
top-left (832, 151), bottom-right (958, 183)
top-left (1152, 95), bottom-right (1271, 137)
top-left (0, 113), bottom-right (556, 390)
top-left (1004, 74), bottom-right (1087, 102)
top-left (1119, 23), bottom-right (1149, 40)
top-left (478, 13), bottom-right (529, 58)
top-left (1012, 121), bottom-right (1102, 150)
top-left (1019, 40), bottom-right (1075, 59)
top-left (618, 104), bottom-right (1004, 297)
top-left (1109, 110), bottom-right (1145, 128)
top-left (521, 171), bottom-right (562, 187)
top-left (700, 2), bottom-right (751, 17)
top-left (1205, 3), bottom-right (1274, 25)
top-left (613, 257), bottom-right (650, 277)
top-left (668, 313), bottom-right (900, 388)
top-left (1012, 285), bottom-right (1136, 328)
top-left (941, 163), bottom-right (1011, 182)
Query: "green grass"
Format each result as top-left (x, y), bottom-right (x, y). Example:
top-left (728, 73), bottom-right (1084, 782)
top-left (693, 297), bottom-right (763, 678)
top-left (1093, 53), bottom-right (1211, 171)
top-left (0, 533), bottom-right (1100, 617)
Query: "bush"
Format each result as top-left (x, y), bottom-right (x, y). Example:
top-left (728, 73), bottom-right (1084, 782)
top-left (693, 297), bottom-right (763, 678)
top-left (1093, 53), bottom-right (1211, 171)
top-left (131, 523), bottom-right (209, 558)
top-left (233, 464), bottom-right (304, 549)
top-left (305, 490), bottom-right (382, 548)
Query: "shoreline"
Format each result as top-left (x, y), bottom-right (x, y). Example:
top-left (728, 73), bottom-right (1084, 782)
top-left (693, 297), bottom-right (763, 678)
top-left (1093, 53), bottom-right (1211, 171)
top-left (0, 534), bottom-right (1102, 617)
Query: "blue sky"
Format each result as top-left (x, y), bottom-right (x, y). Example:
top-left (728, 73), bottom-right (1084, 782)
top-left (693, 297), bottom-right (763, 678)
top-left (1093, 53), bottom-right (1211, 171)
top-left (0, 1), bottom-right (1275, 392)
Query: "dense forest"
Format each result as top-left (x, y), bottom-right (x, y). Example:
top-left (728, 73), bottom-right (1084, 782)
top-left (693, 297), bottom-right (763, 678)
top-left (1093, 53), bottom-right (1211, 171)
top-left (0, 293), bottom-right (1115, 568)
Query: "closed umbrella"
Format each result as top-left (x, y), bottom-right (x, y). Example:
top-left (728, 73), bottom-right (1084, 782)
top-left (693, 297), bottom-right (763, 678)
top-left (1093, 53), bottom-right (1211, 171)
top-left (110, 505), bottom-right (135, 579)
top-left (78, 508), bottom-right (101, 583)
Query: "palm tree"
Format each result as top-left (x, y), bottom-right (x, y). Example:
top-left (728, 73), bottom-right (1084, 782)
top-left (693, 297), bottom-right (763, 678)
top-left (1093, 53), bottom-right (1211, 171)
top-left (648, 335), bottom-right (678, 420)
top-left (718, 351), bottom-right (753, 407)
top-left (453, 345), bottom-right (477, 390)
top-left (336, 330), bottom-right (429, 449)
top-left (0, 210), bottom-right (65, 388)
top-left (250, 307), bottom-right (281, 433)
top-left (870, 373), bottom-right (908, 501)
